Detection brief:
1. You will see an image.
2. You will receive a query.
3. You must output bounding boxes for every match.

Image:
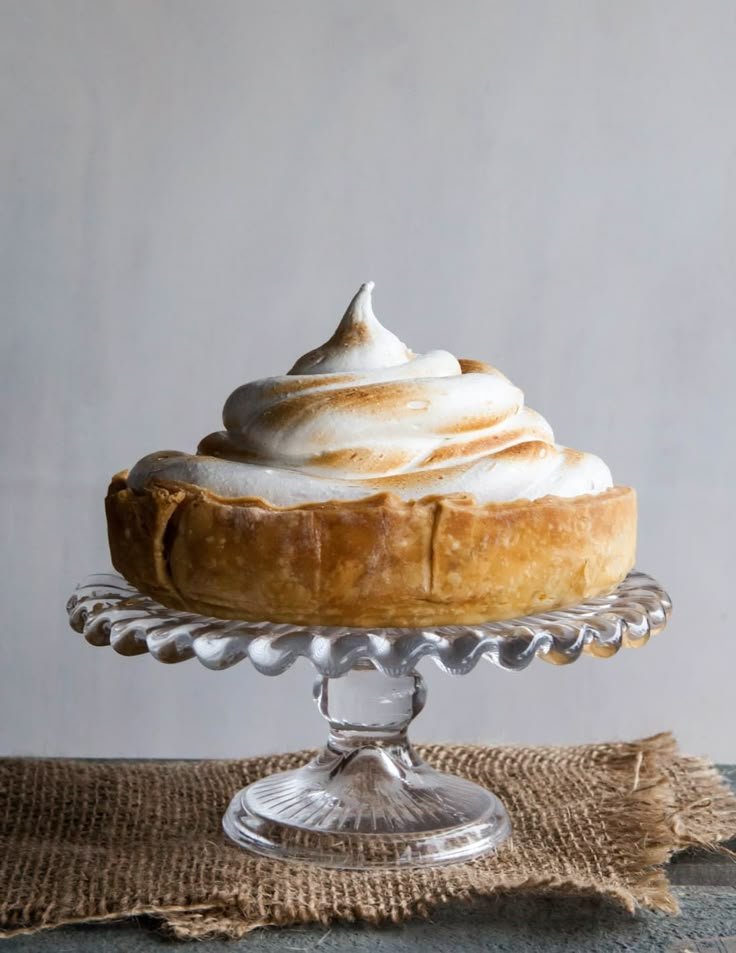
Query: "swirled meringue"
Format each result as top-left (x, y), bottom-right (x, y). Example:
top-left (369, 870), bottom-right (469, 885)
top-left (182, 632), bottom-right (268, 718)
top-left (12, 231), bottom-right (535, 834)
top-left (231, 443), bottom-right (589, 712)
top-left (128, 282), bottom-right (612, 505)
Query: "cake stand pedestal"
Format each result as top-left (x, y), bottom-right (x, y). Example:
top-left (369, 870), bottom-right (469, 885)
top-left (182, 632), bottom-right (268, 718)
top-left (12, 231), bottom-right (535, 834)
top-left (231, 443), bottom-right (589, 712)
top-left (67, 571), bottom-right (671, 870)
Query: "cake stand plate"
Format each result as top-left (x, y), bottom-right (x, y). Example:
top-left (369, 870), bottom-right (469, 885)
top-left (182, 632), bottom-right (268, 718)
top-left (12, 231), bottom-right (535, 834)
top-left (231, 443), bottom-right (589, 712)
top-left (67, 571), bottom-right (671, 869)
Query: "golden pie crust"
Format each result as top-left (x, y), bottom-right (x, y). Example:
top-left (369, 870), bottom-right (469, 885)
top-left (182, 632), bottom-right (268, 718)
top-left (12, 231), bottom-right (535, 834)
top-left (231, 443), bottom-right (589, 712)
top-left (105, 472), bottom-right (637, 627)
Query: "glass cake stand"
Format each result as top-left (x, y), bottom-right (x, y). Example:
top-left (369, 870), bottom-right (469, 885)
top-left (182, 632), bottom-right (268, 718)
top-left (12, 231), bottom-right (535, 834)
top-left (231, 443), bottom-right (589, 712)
top-left (67, 571), bottom-right (671, 870)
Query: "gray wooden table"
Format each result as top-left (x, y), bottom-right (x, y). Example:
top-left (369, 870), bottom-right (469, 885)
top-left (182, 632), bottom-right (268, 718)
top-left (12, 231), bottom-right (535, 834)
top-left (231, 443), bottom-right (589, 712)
top-left (3, 766), bottom-right (735, 952)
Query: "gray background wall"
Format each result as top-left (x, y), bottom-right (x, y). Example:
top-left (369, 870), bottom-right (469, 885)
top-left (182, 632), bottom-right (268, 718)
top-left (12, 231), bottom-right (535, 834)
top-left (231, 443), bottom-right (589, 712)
top-left (1, 0), bottom-right (734, 760)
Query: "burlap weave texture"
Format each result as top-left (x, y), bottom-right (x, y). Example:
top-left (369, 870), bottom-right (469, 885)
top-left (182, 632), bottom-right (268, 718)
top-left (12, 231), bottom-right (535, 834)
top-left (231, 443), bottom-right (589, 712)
top-left (1, 733), bottom-right (735, 940)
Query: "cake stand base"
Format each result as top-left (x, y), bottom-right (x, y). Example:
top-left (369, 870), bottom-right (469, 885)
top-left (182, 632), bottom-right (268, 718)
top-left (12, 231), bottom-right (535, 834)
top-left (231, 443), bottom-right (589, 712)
top-left (223, 668), bottom-right (511, 868)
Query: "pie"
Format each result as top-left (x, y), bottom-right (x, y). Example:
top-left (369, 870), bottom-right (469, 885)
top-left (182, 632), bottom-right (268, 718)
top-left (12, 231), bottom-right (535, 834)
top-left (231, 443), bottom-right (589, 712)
top-left (106, 282), bottom-right (636, 626)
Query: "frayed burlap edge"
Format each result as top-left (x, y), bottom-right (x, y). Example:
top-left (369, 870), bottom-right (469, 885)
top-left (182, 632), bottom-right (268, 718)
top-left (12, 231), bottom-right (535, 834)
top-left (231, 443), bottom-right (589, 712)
top-left (666, 755), bottom-right (736, 857)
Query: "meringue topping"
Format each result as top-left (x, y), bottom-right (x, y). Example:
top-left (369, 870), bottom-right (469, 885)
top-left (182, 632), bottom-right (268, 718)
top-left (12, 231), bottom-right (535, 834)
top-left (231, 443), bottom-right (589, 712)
top-left (128, 283), bottom-right (613, 505)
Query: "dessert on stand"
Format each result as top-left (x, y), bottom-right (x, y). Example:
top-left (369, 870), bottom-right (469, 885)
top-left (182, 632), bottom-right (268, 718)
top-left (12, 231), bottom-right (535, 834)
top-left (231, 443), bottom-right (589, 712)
top-left (105, 282), bottom-right (636, 627)
top-left (70, 282), bottom-right (668, 869)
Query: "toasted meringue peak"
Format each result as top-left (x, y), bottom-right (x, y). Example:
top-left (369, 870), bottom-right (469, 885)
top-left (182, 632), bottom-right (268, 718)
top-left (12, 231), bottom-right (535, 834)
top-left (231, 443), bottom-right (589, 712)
top-left (129, 283), bottom-right (613, 505)
top-left (289, 282), bottom-right (414, 374)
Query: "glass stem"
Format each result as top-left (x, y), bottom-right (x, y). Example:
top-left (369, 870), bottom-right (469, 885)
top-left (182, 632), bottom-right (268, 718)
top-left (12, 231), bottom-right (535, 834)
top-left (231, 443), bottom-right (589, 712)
top-left (313, 667), bottom-right (427, 759)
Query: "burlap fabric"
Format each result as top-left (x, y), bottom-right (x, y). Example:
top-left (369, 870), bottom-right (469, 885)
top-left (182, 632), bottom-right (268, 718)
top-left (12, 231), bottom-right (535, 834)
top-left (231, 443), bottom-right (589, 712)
top-left (1, 733), bottom-right (735, 940)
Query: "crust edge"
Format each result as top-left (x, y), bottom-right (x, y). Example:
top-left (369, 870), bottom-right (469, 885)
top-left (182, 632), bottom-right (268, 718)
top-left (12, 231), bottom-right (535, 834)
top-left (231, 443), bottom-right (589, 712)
top-left (106, 474), bottom-right (637, 627)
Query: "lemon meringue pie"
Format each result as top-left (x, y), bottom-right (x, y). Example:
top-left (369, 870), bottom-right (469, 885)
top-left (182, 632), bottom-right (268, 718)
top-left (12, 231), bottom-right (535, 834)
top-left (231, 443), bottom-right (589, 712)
top-left (106, 282), bottom-right (636, 626)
